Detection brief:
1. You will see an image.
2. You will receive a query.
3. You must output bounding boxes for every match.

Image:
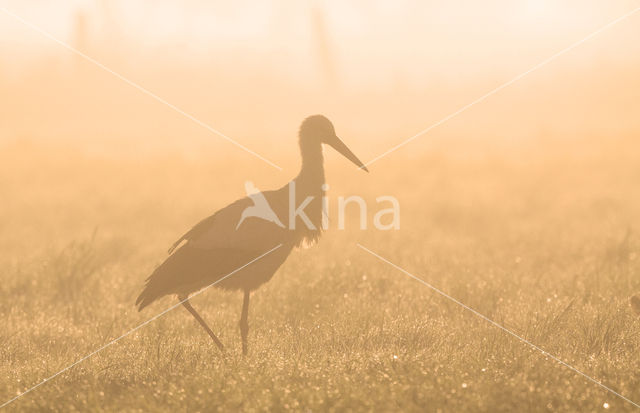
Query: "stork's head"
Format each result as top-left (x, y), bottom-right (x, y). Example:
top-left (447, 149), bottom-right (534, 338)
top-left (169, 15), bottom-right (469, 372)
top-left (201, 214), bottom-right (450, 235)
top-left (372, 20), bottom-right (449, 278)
top-left (299, 115), bottom-right (369, 172)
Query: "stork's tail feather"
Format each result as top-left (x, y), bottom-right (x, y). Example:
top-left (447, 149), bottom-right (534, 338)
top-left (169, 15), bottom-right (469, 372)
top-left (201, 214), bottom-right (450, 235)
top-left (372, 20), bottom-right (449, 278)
top-left (135, 272), bottom-right (165, 311)
top-left (135, 287), bottom-right (157, 312)
top-left (136, 244), bottom-right (201, 311)
top-left (136, 252), bottom-right (181, 311)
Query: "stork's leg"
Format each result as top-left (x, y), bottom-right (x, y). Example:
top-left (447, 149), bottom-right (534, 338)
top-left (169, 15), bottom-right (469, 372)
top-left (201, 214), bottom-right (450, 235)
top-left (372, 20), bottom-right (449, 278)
top-left (239, 289), bottom-right (250, 355)
top-left (179, 295), bottom-right (225, 352)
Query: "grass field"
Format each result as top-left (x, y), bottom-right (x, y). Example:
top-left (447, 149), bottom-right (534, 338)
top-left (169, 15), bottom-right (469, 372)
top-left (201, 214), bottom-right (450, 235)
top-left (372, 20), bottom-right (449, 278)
top-left (1, 137), bottom-right (639, 412)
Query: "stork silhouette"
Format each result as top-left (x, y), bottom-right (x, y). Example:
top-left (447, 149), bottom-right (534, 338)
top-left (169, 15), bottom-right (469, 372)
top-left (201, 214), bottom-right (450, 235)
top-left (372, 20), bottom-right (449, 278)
top-left (136, 115), bottom-right (368, 354)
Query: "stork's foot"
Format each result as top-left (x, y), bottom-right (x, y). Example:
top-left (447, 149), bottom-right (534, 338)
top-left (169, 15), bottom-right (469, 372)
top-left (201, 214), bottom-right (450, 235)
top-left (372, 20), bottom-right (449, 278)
top-left (240, 290), bottom-right (251, 356)
top-left (240, 319), bottom-right (249, 356)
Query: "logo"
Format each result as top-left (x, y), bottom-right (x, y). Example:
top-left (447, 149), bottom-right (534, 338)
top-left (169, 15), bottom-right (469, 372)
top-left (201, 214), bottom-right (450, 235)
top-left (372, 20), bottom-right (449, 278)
top-left (236, 181), bottom-right (285, 229)
top-left (235, 181), bottom-right (400, 230)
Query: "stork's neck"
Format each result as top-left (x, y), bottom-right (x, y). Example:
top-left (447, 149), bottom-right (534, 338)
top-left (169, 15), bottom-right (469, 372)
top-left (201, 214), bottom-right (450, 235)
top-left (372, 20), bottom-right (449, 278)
top-left (298, 139), bottom-right (325, 184)
top-left (294, 136), bottom-right (325, 244)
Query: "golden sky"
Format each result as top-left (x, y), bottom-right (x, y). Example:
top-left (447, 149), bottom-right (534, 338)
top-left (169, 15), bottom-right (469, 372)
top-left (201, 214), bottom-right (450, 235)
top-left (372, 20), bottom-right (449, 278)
top-left (1, 1), bottom-right (639, 161)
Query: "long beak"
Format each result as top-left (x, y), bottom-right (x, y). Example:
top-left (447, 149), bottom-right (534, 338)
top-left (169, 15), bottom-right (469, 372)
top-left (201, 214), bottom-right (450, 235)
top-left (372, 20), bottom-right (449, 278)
top-left (328, 135), bottom-right (369, 172)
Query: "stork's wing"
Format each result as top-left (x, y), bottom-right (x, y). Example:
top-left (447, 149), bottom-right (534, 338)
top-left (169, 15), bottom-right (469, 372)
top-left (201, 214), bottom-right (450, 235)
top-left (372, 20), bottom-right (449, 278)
top-left (168, 188), bottom-right (291, 253)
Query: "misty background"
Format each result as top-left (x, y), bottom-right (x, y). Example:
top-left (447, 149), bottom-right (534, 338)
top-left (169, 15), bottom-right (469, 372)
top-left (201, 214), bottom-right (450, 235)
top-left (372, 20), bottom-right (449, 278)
top-left (1, 0), bottom-right (639, 164)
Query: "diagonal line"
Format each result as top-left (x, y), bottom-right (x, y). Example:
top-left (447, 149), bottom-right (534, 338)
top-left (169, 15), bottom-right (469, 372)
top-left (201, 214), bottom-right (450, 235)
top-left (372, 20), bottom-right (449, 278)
top-left (363, 5), bottom-right (640, 168)
top-left (0, 6), bottom-right (282, 171)
top-left (0, 244), bottom-right (283, 410)
top-left (356, 243), bottom-right (640, 409)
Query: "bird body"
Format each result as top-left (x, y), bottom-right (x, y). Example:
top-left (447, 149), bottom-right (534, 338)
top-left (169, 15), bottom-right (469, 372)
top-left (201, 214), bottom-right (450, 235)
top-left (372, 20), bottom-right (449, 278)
top-left (136, 115), bottom-right (367, 353)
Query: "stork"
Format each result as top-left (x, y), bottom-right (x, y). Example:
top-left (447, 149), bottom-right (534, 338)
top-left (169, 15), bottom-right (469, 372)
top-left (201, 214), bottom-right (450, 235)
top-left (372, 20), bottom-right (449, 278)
top-left (136, 115), bottom-right (368, 354)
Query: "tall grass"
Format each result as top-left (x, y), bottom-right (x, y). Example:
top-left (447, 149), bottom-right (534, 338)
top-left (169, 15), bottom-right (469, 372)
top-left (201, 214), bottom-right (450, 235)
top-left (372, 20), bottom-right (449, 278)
top-left (1, 141), bottom-right (639, 412)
